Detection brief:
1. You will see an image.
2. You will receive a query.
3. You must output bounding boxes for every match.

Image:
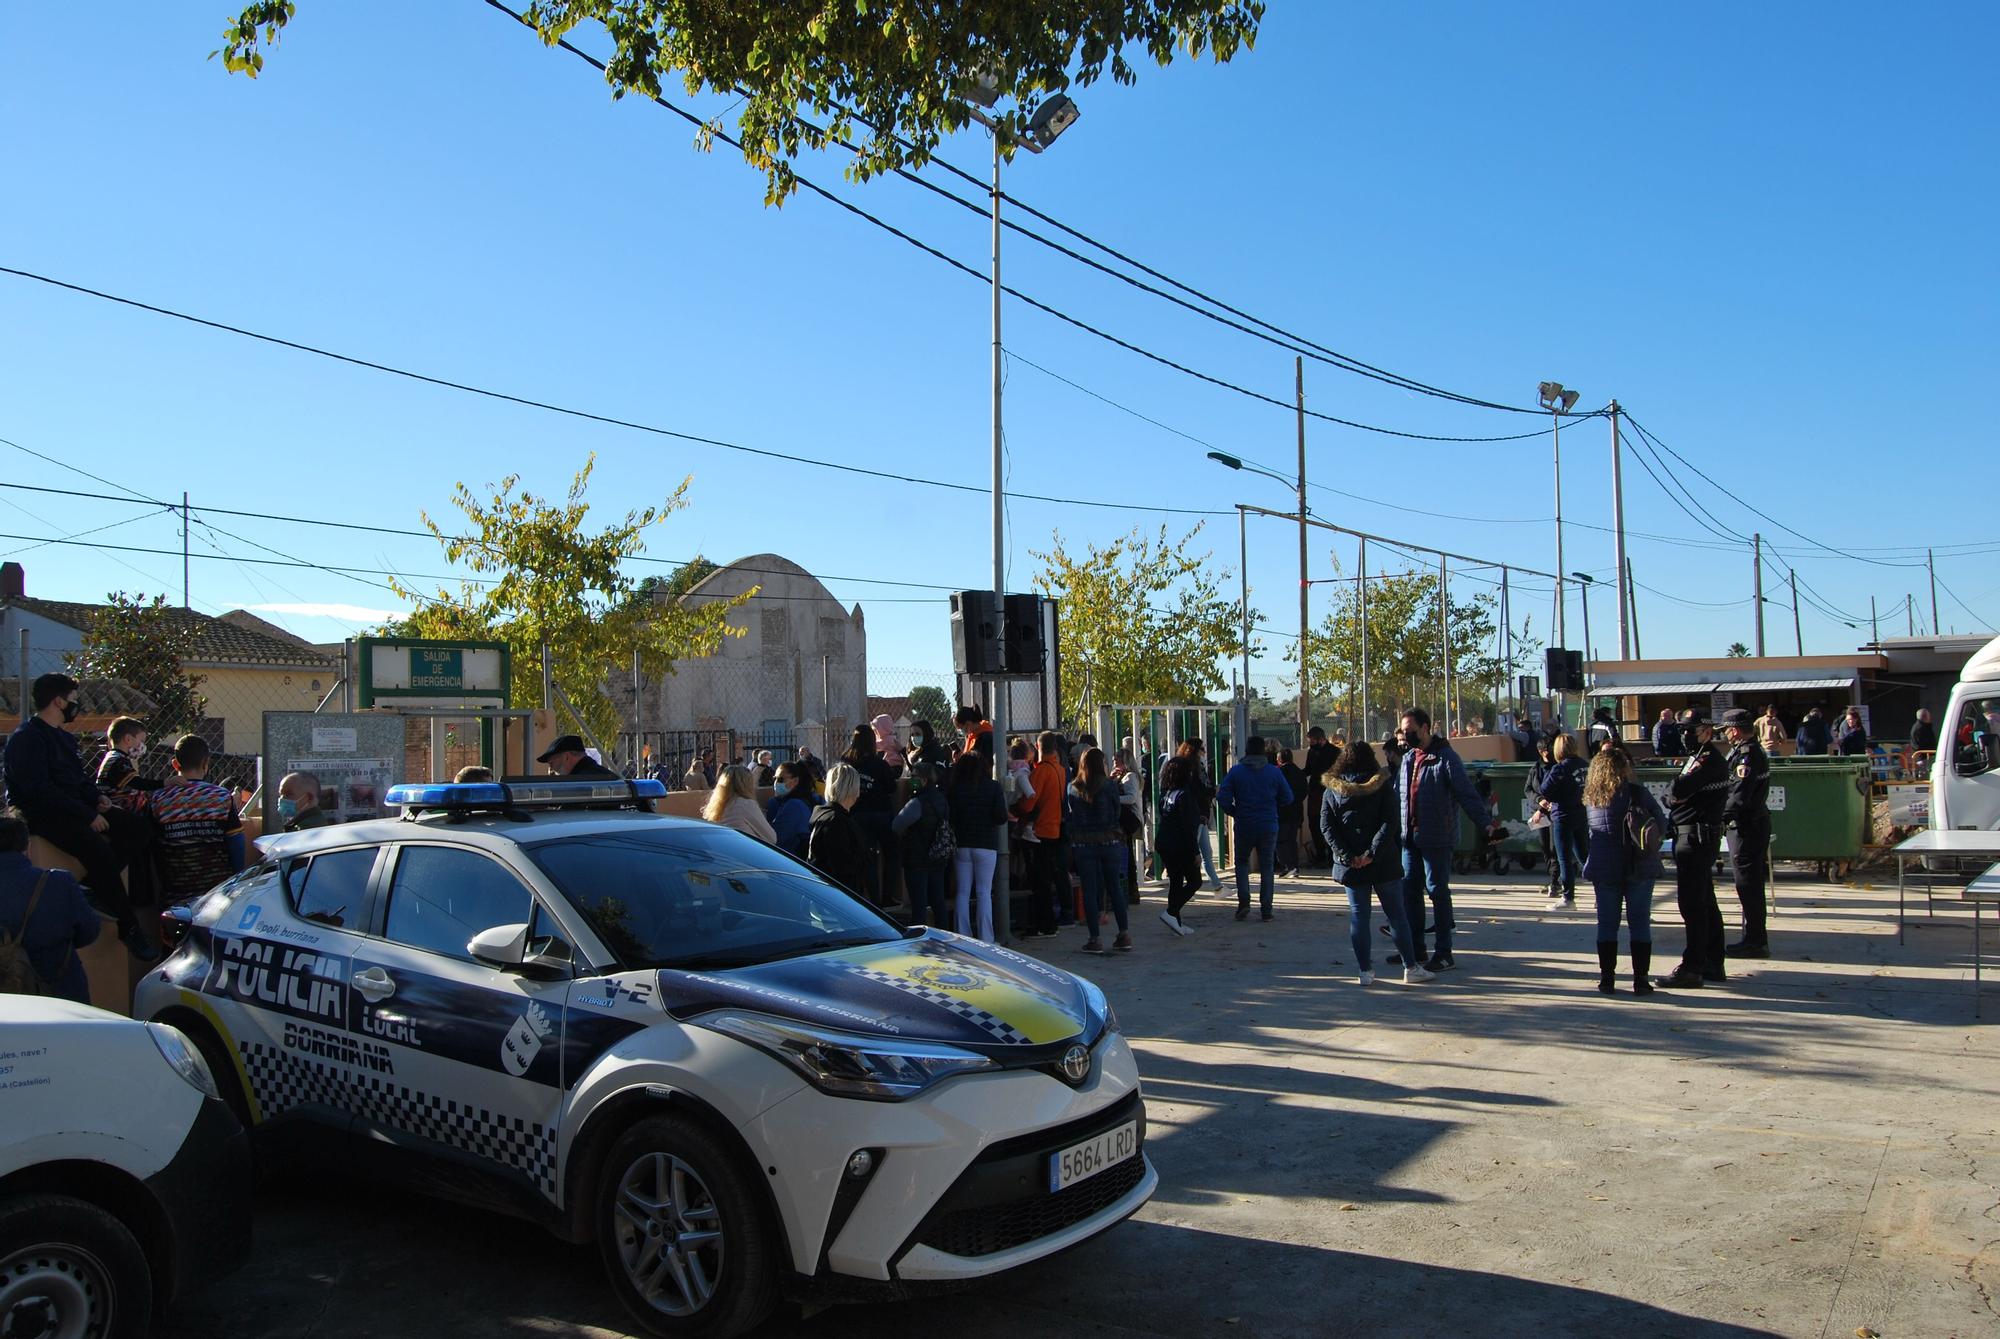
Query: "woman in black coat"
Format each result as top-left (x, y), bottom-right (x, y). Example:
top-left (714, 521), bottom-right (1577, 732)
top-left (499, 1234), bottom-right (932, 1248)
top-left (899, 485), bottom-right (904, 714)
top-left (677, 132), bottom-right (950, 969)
top-left (808, 763), bottom-right (875, 901)
top-left (1319, 740), bottom-right (1430, 985)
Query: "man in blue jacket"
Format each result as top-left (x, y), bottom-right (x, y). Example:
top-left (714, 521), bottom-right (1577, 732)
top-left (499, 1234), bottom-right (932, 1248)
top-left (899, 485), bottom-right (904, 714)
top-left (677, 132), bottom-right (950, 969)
top-left (1218, 736), bottom-right (1293, 922)
top-left (0, 815), bottom-right (99, 1002)
top-left (1396, 708), bottom-right (1502, 972)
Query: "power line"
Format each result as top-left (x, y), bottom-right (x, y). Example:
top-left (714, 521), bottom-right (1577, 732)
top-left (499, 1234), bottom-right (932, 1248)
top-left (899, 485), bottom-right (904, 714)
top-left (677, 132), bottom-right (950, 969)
top-left (488, 1), bottom-right (1576, 445)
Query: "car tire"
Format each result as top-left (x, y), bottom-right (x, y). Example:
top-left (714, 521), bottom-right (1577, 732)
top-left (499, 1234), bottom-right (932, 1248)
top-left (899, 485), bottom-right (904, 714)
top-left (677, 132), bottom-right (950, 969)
top-left (0, 1193), bottom-right (154, 1339)
top-left (596, 1113), bottom-right (777, 1339)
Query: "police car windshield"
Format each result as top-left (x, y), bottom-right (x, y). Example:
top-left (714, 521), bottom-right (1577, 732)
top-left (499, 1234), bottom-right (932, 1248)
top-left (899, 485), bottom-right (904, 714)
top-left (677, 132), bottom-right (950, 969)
top-left (524, 826), bottom-right (903, 971)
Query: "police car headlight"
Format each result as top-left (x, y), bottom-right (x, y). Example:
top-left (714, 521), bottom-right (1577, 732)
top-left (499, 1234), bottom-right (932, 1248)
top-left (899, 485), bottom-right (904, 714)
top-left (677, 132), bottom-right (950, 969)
top-left (1078, 977), bottom-right (1118, 1037)
top-left (147, 1023), bottom-right (221, 1102)
top-left (696, 1011), bottom-right (995, 1101)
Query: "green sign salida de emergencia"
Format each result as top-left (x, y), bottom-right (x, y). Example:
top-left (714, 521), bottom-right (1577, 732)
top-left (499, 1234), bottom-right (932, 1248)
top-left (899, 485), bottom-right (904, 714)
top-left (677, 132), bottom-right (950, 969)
top-left (410, 647), bottom-right (463, 691)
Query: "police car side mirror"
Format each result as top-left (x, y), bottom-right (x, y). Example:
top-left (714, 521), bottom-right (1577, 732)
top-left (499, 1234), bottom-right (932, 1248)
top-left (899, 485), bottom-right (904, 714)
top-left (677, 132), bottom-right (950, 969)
top-left (469, 923), bottom-right (530, 969)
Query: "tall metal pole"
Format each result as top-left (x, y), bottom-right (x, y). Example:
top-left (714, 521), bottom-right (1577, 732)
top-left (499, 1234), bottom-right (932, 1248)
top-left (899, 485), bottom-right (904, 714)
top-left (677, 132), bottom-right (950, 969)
top-left (1577, 580), bottom-right (1593, 683)
top-left (1609, 401), bottom-right (1629, 658)
top-left (1870, 595), bottom-right (1879, 646)
top-left (1929, 549), bottom-right (1940, 635)
top-left (1752, 533), bottom-right (1766, 657)
top-left (1357, 538), bottom-right (1370, 742)
top-left (1236, 504), bottom-right (1250, 747)
top-left (181, 491), bottom-right (191, 609)
top-left (1552, 410), bottom-right (1566, 649)
top-left (1295, 356), bottom-right (1309, 745)
top-left (1626, 559), bottom-right (1643, 658)
top-left (1907, 594), bottom-right (1915, 636)
top-left (1790, 570), bottom-right (1803, 655)
top-left (1500, 565), bottom-right (1513, 711)
top-left (988, 129), bottom-right (1009, 789)
top-left (1437, 555), bottom-right (1453, 732)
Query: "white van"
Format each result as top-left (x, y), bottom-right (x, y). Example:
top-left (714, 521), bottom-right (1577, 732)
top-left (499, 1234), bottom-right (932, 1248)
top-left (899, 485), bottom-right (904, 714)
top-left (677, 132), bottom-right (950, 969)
top-left (0, 998), bottom-right (252, 1337)
top-left (1929, 633), bottom-right (2000, 831)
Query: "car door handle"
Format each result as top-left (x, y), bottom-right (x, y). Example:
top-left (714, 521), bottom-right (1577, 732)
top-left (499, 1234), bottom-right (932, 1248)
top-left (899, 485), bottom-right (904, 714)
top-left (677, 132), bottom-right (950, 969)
top-left (353, 967), bottom-right (396, 1002)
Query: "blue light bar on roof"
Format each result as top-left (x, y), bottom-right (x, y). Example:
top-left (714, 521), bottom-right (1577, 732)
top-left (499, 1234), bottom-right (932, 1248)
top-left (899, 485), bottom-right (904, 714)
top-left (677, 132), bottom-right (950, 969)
top-left (385, 778), bottom-right (666, 810)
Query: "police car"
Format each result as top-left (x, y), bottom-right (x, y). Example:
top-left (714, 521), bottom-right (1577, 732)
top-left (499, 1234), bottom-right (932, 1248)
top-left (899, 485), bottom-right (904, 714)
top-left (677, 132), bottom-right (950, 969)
top-left (135, 779), bottom-right (1154, 1338)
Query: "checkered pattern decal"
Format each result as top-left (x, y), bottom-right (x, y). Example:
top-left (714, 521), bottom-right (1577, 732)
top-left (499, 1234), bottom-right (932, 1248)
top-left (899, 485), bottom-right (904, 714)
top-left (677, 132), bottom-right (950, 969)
top-left (238, 1041), bottom-right (558, 1197)
top-left (846, 965), bottom-right (1032, 1045)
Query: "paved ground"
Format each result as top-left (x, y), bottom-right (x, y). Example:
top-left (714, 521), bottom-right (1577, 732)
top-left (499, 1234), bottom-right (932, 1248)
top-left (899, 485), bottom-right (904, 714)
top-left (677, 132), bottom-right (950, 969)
top-left (161, 864), bottom-right (2000, 1339)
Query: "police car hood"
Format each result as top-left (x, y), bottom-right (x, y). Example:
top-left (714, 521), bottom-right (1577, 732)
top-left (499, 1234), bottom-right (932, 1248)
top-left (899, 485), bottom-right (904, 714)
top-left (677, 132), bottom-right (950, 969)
top-left (653, 932), bottom-right (1104, 1060)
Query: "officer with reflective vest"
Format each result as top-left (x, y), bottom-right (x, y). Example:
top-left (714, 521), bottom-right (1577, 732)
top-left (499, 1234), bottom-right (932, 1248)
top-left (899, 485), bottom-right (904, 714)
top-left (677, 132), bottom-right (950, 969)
top-left (1719, 707), bottom-right (1773, 959)
top-left (1656, 709), bottom-right (1730, 989)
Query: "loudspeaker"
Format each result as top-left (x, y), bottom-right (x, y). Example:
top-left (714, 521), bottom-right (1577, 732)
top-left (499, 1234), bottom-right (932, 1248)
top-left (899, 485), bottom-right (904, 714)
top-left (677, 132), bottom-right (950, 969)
top-left (1545, 648), bottom-right (1583, 692)
top-left (951, 591), bottom-right (1004, 675)
top-left (1003, 594), bottom-right (1045, 674)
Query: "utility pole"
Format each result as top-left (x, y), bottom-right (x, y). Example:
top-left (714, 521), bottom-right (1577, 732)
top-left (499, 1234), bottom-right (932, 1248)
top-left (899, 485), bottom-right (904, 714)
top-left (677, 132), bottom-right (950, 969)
top-left (1357, 537), bottom-right (1370, 741)
top-left (1438, 555), bottom-right (1453, 732)
top-left (1626, 558), bottom-right (1643, 658)
top-left (1553, 410), bottom-right (1567, 648)
top-left (1235, 505), bottom-right (1250, 747)
top-left (1928, 549), bottom-right (1940, 636)
top-left (987, 128), bottom-right (1009, 800)
top-left (1800, 567), bottom-right (1816, 659)
top-left (1296, 356), bottom-right (1310, 746)
top-left (1870, 595), bottom-right (1879, 646)
top-left (1752, 533), bottom-right (1765, 657)
top-left (1907, 594), bottom-right (1915, 636)
top-left (181, 491), bottom-right (191, 609)
top-left (1499, 565), bottom-right (1513, 712)
top-left (1609, 400), bottom-right (1630, 657)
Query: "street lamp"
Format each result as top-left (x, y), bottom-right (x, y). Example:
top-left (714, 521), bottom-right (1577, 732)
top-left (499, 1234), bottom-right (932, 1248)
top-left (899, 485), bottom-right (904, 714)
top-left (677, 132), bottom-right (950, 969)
top-left (962, 90), bottom-right (1078, 801)
top-left (1571, 571), bottom-right (1596, 684)
top-left (1209, 450), bottom-right (1312, 747)
top-left (1538, 381), bottom-right (1581, 651)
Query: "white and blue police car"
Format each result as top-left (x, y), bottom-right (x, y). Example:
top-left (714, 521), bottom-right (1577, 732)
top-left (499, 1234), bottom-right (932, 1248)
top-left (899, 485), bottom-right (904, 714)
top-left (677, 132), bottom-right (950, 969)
top-left (135, 778), bottom-right (1153, 1338)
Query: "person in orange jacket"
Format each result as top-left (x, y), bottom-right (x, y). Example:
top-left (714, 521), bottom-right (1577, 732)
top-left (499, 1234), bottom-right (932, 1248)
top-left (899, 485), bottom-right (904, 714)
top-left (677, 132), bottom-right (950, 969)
top-left (1013, 731), bottom-right (1070, 937)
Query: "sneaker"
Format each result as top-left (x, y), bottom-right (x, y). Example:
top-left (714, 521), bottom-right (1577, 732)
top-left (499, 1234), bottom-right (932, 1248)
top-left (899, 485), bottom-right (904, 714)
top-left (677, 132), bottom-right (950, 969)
top-left (1358, 970), bottom-right (1375, 986)
top-left (1424, 952), bottom-right (1456, 972)
top-left (1113, 934), bottom-right (1134, 953)
top-left (1404, 964), bottom-right (1436, 984)
top-left (1080, 939), bottom-right (1106, 955)
top-left (1158, 910), bottom-right (1183, 935)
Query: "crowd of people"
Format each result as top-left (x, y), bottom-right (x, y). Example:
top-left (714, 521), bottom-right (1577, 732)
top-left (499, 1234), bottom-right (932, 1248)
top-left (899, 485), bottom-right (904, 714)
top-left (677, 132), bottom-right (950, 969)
top-left (0, 672), bottom-right (329, 1002)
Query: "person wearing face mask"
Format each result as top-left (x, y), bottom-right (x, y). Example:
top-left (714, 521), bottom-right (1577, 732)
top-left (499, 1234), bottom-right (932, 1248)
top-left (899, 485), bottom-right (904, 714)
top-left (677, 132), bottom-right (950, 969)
top-left (1394, 708), bottom-right (1503, 972)
top-left (94, 716), bottom-right (160, 799)
top-left (1656, 709), bottom-right (1731, 989)
top-left (764, 761), bottom-right (818, 857)
top-left (3, 673), bottom-right (159, 961)
top-left (276, 771), bottom-right (332, 830)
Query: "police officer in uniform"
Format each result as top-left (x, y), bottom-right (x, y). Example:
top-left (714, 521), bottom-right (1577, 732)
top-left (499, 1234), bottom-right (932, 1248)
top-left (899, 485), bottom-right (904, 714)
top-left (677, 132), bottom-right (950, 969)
top-left (1720, 707), bottom-right (1773, 958)
top-left (1657, 709), bottom-right (1730, 989)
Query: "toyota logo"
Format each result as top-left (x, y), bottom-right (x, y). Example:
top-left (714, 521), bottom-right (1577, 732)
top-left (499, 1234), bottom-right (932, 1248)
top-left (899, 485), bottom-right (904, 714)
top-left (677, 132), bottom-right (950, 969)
top-left (1061, 1044), bottom-right (1091, 1084)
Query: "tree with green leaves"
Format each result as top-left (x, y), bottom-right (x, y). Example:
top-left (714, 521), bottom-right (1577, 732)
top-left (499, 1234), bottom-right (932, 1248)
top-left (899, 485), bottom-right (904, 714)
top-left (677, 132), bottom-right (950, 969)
top-left (1031, 523), bottom-right (1252, 725)
top-left (214, 1), bottom-right (1264, 203)
top-left (907, 684), bottom-right (955, 741)
top-left (625, 555), bottom-right (720, 611)
top-left (1290, 568), bottom-right (1529, 729)
top-left (1726, 641), bottom-right (1751, 658)
top-left (387, 458), bottom-right (751, 745)
top-left (67, 593), bottom-right (208, 738)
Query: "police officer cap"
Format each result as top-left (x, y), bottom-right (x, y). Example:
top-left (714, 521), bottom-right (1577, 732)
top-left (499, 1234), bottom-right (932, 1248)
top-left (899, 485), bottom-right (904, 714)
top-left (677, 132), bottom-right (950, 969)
top-left (535, 733), bottom-right (587, 763)
top-left (1718, 708), bottom-right (1754, 730)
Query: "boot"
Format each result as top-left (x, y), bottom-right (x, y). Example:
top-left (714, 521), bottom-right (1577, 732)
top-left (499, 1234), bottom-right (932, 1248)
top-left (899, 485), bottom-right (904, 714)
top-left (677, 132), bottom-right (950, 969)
top-left (1595, 941), bottom-right (1618, 995)
top-left (1631, 942), bottom-right (1654, 995)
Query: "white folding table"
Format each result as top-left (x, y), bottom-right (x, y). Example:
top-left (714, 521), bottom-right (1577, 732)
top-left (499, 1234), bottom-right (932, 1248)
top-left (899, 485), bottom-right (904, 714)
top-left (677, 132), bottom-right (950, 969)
top-left (1963, 871), bottom-right (2000, 1018)
top-left (1891, 828), bottom-right (2000, 943)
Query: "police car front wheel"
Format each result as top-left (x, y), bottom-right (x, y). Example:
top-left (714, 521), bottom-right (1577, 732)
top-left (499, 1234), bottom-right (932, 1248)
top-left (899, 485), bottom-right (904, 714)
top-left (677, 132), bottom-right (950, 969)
top-left (597, 1114), bottom-right (776, 1339)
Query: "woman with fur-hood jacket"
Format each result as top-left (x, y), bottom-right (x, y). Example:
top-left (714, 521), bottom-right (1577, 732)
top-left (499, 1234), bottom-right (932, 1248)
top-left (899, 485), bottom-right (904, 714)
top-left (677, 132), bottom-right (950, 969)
top-left (1318, 741), bottom-right (1432, 986)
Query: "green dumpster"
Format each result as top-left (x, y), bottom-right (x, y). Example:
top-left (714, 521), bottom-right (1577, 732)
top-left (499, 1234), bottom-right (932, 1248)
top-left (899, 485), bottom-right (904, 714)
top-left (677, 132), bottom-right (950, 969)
top-left (1635, 756), bottom-right (1869, 871)
top-left (1450, 762), bottom-right (1544, 874)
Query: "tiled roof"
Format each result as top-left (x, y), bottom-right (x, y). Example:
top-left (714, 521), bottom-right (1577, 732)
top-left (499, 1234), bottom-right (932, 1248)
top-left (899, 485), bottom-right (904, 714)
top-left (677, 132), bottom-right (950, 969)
top-left (4, 596), bottom-right (338, 668)
top-left (0, 676), bottom-right (159, 717)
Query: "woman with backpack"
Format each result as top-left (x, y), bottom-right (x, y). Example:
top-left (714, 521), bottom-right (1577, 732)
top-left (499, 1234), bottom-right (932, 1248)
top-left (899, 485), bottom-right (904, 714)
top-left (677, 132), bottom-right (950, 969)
top-left (891, 761), bottom-right (955, 930)
top-left (942, 751), bottom-right (1007, 940)
top-left (1319, 741), bottom-right (1431, 985)
top-left (1582, 744), bottom-right (1669, 995)
top-left (1154, 752), bottom-right (1205, 937)
top-left (1066, 747), bottom-right (1132, 954)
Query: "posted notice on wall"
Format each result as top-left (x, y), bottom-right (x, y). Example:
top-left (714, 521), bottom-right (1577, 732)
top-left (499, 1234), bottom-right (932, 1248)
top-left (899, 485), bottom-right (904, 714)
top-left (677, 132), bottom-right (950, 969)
top-left (289, 757), bottom-right (395, 824)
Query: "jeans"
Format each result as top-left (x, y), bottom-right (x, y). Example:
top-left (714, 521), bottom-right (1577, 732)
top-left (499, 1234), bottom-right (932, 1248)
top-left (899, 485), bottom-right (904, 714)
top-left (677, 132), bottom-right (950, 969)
top-left (1073, 840), bottom-right (1128, 937)
top-left (1348, 877), bottom-right (1416, 972)
top-left (952, 846), bottom-right (998, 940)
top-left (1163, 845), bottom-right (1202, 917)
top-left (907, 864), bottom-right (951, 931)
top-left (1197, 824), bottom-right (1220, 885)
top-left (1402, 845), bottom-right (1456, 957)
top-left (1591, 874), bottom-right (1655, 944)
top-left (1234, 826), bottom-right (1278, 913)
top-left (1549, 813), bottom-right (1584, 895)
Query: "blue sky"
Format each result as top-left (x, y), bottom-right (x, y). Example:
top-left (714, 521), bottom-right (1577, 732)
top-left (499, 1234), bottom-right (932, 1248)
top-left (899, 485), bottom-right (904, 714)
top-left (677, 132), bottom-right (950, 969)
top-left (4, 2), bottom-right (1995, 693)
